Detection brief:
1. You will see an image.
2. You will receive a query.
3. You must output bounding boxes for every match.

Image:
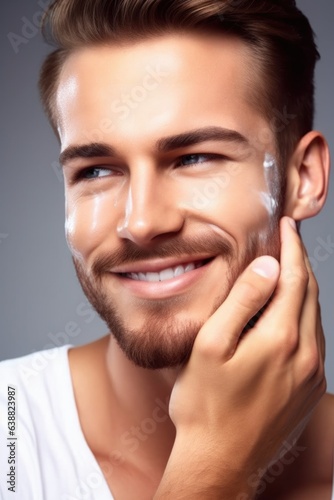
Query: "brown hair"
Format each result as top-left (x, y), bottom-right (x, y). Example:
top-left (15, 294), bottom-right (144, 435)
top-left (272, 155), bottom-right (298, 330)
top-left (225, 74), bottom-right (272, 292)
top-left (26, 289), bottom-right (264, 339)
top-left (39, 0), bottom-right (319, 170)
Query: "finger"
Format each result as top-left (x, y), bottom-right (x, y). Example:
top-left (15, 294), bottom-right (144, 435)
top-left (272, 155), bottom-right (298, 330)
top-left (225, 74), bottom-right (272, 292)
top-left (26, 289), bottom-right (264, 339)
top-left (299, 244), bottom-right (325, 364)
top-left (301, 242), bottom-right (320, 337)
top-left (270, 217), bottom-right (309, 323)
top-left (194, 255), bottom-right (280, 361)
top-left (301, 242), bottom-right (323, 351)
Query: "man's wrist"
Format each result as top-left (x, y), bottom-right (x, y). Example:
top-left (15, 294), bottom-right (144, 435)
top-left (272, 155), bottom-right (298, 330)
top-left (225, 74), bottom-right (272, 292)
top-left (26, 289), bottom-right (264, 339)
top-left (154, 434), bottom-right (258, 499)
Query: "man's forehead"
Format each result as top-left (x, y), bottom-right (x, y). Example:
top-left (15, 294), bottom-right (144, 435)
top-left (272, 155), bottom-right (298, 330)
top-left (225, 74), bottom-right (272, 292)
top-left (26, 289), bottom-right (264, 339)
top-left (56, 32), bottom-right (272, 153)
top-left (57, 31), bottom-right (255, 101)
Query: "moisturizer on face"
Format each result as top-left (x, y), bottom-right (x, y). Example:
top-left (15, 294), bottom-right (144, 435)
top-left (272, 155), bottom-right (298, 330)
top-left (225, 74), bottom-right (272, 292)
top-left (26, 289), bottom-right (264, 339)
top-left (260, 152), bottom-right (280, 217)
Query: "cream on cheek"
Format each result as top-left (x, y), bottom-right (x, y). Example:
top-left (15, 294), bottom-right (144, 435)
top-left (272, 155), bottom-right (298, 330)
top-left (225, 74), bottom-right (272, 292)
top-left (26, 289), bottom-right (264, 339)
top-left (64, 186), bottom-right (126, 263)
top-left (261, 153), bottom-right (280, 217)
top-left (257, 152), bottom-right (281, 239)
top-left (181, 165), bottom-right (271, 244)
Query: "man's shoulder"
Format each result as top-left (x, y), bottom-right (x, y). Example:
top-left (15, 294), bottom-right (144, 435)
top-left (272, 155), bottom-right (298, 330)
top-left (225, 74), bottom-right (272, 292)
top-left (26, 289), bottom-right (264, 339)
top-left (0, 345), bottom-right (113, 499)
top-left (0, 346), bottom-right (72, 404)
top-left (0, 345), bottom-right (71, 374)
top-left (0, 345), bottom-right (76, 463)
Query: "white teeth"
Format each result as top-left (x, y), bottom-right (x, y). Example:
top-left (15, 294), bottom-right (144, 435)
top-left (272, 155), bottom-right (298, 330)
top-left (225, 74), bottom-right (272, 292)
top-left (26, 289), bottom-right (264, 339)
top-left (160, 268), bottom-right (175, 281)
top-left (174, 266), bottom-right (184, 277)
top-left (146, 272), bottom-right (160, 282)
top-left (185, 263), bottom-right (195, 273)
top-left (126, 262), bottom-right (203, 282)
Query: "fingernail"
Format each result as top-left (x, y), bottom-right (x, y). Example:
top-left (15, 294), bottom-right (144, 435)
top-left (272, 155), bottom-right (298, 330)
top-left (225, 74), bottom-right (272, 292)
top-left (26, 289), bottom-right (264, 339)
top-left (252, 256), bottom-right (279, 278)
top-left (287, 217), bottom-right (296, 230)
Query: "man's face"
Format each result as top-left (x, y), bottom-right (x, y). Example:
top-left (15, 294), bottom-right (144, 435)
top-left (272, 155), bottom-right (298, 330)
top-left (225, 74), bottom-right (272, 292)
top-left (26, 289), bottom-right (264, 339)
top-left (57, 32), bottom-right (281, 368)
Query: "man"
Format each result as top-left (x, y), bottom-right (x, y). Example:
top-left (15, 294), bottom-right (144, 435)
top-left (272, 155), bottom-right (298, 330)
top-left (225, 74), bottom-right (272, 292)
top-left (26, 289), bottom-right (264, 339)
top-left (0, 0), bottom-right (333, 498)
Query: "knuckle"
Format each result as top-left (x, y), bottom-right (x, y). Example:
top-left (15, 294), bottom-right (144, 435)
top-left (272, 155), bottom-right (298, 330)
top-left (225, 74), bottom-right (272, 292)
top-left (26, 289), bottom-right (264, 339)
top-left (195, 335), bottom-right (225, 361)
top-left (196, 338), bottom-right (214, 359)
top-left (299, 347), bottom-right (321, 380)
top-left (275, 324), bottom-right (299, 354)
top-left (196, 337), bottom-right (236, 363)
top-left (281, 265), bottom-right (309, 288)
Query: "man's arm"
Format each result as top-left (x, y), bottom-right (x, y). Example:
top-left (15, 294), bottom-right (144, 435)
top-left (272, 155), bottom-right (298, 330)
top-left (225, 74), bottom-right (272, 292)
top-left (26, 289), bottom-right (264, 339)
top-left (154, 217), bottom-right (326, 499)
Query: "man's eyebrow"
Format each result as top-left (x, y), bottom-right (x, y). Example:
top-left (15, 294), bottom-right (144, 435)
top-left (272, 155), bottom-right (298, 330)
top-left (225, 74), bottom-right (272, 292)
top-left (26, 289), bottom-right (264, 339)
top-left (59, 143), bottom-right (116, 167)
top-left (59, 126), bottom-right (250, 166)
top-left (156, 126), bottom-right (250, 152)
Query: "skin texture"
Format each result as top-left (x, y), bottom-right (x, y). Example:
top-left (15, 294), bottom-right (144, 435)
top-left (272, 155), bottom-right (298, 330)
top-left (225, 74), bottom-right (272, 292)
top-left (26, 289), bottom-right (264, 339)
top-left (55, 32), bottom-right (332, 498)
top-left (59, 34), bottom-right (282, 368)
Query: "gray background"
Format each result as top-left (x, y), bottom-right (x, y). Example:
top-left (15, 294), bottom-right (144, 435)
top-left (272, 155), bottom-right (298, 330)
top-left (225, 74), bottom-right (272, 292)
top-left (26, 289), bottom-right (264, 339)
top-left (1, 1), bottom-right (333, 392)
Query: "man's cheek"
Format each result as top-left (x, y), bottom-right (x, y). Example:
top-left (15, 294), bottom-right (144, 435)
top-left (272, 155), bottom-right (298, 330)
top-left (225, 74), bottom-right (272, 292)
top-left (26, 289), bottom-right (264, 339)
top-left (184, 171), bottom-right (270, 230)
top-left (64, 196), bottom-right (113, 259)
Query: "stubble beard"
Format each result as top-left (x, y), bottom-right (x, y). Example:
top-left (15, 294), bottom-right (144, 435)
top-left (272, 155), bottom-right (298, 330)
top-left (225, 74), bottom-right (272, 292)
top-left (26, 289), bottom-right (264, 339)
top-left (72, 223), bottom-right (281, 369)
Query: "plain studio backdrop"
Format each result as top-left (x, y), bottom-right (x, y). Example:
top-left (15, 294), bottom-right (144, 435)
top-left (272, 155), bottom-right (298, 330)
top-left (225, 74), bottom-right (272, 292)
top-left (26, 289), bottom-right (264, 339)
top-left (1, 1), bottom-right (333, 393)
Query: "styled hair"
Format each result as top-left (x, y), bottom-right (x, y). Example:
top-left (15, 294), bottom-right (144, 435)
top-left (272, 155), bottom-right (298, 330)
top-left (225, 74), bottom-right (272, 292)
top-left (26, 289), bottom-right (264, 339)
top-left (39, 0), bottom-right (319, 170)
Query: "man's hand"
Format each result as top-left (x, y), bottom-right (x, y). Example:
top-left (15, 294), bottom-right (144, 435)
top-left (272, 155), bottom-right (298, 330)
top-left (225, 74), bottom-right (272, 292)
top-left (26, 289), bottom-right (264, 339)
top-left (154, 217), bottom-right (326, 499)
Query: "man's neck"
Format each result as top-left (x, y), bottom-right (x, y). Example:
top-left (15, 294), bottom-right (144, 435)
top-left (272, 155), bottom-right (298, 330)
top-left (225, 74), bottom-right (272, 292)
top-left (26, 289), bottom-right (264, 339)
top-left (106, 335), bottom-right (179, 421)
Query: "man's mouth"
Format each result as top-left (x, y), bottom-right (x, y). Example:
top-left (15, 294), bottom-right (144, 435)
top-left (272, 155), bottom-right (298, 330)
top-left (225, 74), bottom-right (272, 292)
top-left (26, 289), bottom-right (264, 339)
top-left (120, 259), bottom-right (211, 282)
top-left (111, 256), bottom-right (218, 299)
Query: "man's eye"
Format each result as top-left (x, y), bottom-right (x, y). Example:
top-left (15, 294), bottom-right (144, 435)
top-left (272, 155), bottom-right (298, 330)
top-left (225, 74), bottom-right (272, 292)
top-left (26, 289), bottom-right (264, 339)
top-left (177, 153), bottom-right (221, 167)
top-left (81, 167), bottom-right (112, 179)
top-left (73, 167), bottom-right (117, 181)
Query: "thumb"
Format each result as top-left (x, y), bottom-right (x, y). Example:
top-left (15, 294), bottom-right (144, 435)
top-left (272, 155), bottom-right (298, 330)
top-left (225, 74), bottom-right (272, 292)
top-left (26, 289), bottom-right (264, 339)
top-left (195, 256), bottom-right (280, 361)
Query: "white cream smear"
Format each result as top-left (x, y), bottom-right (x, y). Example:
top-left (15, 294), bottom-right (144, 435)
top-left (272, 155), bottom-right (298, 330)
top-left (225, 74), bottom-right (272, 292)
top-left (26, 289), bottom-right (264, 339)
top-left (260, 152), bottom-right (280, 217)
top-left (64, 207), bottom-right (84, 261)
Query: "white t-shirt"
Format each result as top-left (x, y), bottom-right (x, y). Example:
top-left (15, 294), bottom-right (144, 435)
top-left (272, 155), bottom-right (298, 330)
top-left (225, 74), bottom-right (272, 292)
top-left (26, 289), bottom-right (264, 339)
top-left (0, 346), bottom-right (113, 500)
top-left (0, 347), bottom-right (333, 500)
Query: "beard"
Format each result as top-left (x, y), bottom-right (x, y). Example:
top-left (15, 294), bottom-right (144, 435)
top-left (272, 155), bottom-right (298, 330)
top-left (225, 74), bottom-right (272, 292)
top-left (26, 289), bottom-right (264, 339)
top-left (73, 223), bottom-right (281, 370)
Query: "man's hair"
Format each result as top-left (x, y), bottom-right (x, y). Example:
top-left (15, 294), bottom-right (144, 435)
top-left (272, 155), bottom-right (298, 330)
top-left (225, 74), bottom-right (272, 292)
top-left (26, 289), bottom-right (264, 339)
top-left (39, 0), bottom-right (319, 170)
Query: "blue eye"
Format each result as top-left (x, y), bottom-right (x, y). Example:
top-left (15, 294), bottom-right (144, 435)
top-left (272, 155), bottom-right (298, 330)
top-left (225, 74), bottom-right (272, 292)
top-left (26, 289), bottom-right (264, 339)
top-left (180, 154), bottom-right (208, 166)
top-left (177, 153), bottom-right (218, 167)
top-left (81, 167), bottom-right (111, 179)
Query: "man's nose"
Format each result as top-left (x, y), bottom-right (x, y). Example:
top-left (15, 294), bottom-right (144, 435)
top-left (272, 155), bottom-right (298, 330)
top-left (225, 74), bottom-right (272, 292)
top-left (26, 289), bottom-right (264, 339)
top-left (117, 167), bottom-right (184, 246)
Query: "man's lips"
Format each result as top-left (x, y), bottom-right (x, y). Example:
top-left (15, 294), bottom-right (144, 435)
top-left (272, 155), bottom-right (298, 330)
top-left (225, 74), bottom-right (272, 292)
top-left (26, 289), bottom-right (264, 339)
top-left (108, 256), bottom-right (217, 298)
top-left (111, 256), bottom-right (215, 282)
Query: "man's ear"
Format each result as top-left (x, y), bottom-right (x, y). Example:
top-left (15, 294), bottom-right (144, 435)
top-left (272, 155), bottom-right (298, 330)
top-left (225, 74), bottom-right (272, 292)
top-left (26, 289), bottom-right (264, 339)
top-left (283, 131), bottom-right (330, 221)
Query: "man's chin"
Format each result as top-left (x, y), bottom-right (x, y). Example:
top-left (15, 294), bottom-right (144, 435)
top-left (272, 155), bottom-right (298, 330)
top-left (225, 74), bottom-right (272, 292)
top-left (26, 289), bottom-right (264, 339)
top-left (106, 314), bottom-right (203, 369)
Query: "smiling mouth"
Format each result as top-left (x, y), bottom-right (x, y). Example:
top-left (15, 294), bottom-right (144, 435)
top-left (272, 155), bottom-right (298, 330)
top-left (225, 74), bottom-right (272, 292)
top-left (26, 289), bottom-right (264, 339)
top-left (119, 258), bottom-right (213, 282)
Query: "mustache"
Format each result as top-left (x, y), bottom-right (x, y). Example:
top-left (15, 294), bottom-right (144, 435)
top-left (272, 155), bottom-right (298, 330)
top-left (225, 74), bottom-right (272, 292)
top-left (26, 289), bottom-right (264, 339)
top-left (90, 234), bottom-right (234, 274)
